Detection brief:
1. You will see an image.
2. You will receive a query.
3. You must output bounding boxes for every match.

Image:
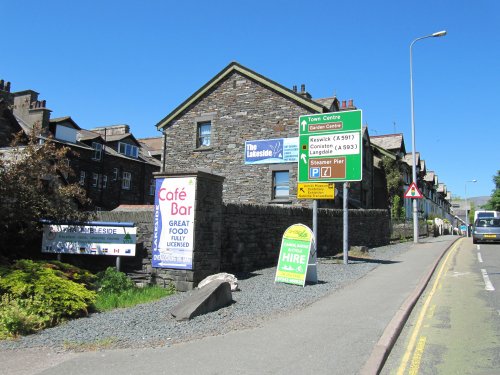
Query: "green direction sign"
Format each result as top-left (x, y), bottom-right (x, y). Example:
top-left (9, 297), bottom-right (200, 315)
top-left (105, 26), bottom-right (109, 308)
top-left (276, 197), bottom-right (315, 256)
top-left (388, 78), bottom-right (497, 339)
top-left (275, 224), bottom-right (316, 286)
top-left (298, 110), bottom-right (362, 183)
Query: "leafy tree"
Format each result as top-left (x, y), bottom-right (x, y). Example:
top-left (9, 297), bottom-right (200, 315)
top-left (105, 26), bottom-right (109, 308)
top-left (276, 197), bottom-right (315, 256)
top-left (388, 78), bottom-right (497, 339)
top-left (484, 170), bottom-right (500, 211)
top-left (0, 128), bottom-right (91, 260)
top-left (381, 156), bottom-right (404, 218)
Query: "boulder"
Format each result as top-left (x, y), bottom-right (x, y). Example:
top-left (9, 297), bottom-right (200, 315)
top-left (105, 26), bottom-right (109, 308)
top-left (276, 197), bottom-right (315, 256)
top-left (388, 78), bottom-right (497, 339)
top-left (198, 272), bottom-right (239, 291)
top-left (170, 280), bottom-right (233, 321)
top-left (349, 245), bottom-right (369, 254)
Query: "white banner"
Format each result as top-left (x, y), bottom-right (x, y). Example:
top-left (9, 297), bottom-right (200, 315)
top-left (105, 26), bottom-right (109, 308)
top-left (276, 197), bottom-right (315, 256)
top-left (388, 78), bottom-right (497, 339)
top-left (41, 223), bottom-right (136, 256)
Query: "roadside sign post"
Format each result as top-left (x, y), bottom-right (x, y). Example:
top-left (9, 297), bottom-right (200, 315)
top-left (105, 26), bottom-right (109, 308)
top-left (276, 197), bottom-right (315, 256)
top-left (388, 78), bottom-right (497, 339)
top-left (297, 182), bottom-right (335, 254)
top-left (343, 182), bottom-right (349, 265)
top-left (298, 110), bottom-right (362, 265)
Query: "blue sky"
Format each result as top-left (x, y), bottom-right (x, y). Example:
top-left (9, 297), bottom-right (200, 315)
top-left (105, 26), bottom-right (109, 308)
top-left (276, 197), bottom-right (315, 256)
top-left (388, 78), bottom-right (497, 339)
top-left (2, 0), bottom-right (499, 199)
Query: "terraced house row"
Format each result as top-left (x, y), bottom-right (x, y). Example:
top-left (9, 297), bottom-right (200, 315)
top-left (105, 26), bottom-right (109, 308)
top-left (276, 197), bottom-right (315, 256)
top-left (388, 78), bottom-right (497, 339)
top-left (0, 62), bottom-right (453, 223)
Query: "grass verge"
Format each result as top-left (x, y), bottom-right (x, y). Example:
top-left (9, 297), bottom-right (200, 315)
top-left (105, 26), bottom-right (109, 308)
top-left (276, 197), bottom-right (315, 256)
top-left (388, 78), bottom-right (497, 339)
top-left (94, 285), bottom-right (175, 312)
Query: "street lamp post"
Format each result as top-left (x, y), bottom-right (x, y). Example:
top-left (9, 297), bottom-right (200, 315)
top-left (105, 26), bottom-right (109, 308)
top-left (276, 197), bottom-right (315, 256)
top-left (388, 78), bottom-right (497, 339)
top-left (410, 30), bottom-right (447, 243)
top-left (465, 179), bottom-right (477, 237)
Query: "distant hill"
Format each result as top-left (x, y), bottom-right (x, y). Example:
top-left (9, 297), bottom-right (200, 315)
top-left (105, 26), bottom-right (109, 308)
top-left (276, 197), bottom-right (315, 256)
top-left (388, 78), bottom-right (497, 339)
top-left (470, 196), bottom-right (491, 208)
top-left (452, 196), bottom-right (490, 210)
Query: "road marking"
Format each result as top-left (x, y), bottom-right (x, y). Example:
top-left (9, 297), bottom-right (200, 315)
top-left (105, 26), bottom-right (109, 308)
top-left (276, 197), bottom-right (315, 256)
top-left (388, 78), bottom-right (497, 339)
top-left (409, 336), bottom-right (427, 375)
top-left (477, 252), bottom-right (483, 263)
top-left (451, 271), bottom-right (470, 277)
top-left (427, 304), bottom-right (436, 319)
top-left (396, 239), bottom-right (461, 375)
top-left (481, 269), bottom-right (495, 291)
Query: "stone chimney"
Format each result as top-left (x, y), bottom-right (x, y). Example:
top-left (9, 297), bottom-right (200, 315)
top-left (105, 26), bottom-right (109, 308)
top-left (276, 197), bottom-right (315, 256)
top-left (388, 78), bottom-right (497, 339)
top-left (92, 124), bottom-right (130, 137)
top-left (339, 99), bottom-right (357, 111)
top-left (299, 84), bottom-right (312, 99)
top-left (12, 89), bottom-right (51, 130)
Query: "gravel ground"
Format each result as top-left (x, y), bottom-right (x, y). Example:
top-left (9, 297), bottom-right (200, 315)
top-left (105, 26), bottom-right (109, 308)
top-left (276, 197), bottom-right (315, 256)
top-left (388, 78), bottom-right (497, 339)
top-left (0, 241), bottom-right (413, 352)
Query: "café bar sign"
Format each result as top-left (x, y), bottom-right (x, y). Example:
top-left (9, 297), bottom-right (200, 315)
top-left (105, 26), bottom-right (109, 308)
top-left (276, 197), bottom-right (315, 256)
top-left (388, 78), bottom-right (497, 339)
top-left (152, 177), bottom-right (196, 270)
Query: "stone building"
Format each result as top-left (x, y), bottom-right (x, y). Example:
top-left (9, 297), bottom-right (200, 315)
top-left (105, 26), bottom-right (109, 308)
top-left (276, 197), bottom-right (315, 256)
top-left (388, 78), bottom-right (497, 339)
top-left (0, 80), bottom-right (161, 210)
top-left (156, 62), bottom-right (375, 208)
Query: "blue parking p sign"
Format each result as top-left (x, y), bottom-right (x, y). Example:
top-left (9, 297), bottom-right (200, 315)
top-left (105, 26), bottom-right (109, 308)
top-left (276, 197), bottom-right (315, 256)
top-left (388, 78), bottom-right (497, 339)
top-left (310, 167), bottom-right (320, 179)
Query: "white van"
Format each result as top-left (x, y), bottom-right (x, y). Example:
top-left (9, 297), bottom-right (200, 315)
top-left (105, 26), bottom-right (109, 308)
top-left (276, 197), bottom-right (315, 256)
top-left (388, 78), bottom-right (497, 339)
top-left (474, 210), bottom-right (500, 221)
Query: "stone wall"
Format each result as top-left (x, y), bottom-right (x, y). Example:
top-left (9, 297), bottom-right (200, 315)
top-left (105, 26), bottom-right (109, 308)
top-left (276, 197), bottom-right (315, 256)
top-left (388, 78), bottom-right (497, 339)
top-left (91, 203), bottom-right (390, 290)
top-left (221, 204), bottom-right (390, 273)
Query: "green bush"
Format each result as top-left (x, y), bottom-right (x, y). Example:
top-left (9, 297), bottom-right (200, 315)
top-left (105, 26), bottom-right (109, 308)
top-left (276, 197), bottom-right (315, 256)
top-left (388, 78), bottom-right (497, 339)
top-left (0, 260), bottom-right (96, 337)
top-left (95, 267), bottom-right (135, 294)
top-left (0, 295), bottom-right (44, 338)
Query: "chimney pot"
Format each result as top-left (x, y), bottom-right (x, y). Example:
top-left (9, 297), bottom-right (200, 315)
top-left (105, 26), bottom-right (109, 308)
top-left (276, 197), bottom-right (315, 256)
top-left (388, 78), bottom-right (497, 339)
top-left (342, 100), bottom-right (347, 109)
top-left (301, 84), bottom-right (305, 93)
top-left (5, 82), bottom-right (10, 92)
top-left (293, 85), bottom-right (297, 92)
top-left (0, 80), bottom-right (4, 90)
top-left (41, 100), bottom-right (46, 107)
top-left (348, 99), bottom-right (354, 107)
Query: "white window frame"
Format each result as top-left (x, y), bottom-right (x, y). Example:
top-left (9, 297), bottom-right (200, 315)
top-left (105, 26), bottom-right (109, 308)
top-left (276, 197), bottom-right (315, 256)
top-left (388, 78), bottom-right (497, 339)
top-left (149, 179), bottom-right (156, 196)
top-left (197, 121), bottom-right (211, 147)
top-left (112, 168), bottom-right (119, 181)
top-left (99, 175), bottom-right (108, 189)
top-left (122, 171), bottom-right (132, 190)
top-left (272, 170), bottom-right (290, 199)
top-left (118, 142), bottom-right (139, 158)
top-left (79, 171), bottom-right (86, 186)
top-left (92, 172), bottom-right (99, 187)
top-left (92, 142), bottom-right (102, 161)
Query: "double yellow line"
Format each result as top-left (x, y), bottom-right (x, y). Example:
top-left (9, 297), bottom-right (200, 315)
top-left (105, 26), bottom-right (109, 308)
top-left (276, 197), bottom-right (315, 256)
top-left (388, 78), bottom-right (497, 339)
top-left (396, 239), bottom-right (462, 375)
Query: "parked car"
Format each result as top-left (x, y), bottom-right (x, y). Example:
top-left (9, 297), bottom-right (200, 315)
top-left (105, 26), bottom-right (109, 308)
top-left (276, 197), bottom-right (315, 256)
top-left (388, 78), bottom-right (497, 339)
top-left (473, 218), bottom-right (500, 244)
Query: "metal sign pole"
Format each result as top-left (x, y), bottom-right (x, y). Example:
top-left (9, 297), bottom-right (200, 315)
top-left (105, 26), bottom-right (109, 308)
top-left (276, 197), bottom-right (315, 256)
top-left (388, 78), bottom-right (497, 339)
top-left (343, 182), bottom-right (349, 265)
top-left (313, 199), bottom-right (318, 248)
top-left (116, 256), bottom-right (121, 272)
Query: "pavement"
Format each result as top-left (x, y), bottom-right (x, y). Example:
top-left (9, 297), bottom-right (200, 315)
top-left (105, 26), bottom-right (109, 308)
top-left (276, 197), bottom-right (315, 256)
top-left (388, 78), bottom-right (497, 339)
top-left (0, 235), bottom-right (460, 375)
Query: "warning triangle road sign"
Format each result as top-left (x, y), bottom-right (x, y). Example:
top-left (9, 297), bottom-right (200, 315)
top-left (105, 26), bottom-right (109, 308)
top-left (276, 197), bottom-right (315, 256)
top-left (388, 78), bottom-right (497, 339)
top-left (404, 182), bottom-right (424, 199)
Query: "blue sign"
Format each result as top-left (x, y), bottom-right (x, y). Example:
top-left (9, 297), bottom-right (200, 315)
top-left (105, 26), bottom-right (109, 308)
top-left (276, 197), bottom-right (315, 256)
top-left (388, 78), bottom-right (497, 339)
top-left (310, 167), bottom-right (320, 178)
top-left (244, 138), bottom-right (298, 164)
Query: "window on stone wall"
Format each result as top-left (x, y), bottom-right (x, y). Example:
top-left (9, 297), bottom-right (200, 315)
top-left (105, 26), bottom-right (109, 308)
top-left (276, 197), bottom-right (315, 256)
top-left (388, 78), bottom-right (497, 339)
top-left (92, 173), bottom-right (107, 190)
top-left (118, 142), bottom-right (139, 158)
top-left (272, 171), bottom-right (290, 199)
top-left (122, 171), bottom-right (132, 190)
top-left (197, 121), bottom-right (211, 147)
top-left (100, 175), bottom-right (108, 189)
top-left (92, 172), bottom-right (99, 187)
top-left (79, 171), bottom-right (86, 186)
top-left (149, 179), bottom-right (155, 196)
top-left (92, 142), bottom-right (102, 161)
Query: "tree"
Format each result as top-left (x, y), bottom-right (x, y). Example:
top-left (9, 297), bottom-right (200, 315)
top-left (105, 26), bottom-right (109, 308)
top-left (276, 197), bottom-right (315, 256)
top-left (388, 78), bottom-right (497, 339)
top-left (381, 156), bottom-right (404, 219)
top-left (0, 128), bottom-right (91, 260)
top-left (484, 170), bottom-right (500, 211)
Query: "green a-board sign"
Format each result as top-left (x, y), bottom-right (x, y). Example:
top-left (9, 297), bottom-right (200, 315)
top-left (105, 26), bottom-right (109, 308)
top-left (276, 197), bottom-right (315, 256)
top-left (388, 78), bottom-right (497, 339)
top-left (275, 224), bottom-right (317, 286)
top-left (298, 110), bottom-right (362, 183)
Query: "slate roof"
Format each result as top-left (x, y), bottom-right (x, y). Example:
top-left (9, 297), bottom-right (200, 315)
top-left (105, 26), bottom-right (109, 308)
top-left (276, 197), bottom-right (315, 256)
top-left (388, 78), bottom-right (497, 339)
top-left (138, 137), bottom-right (163, 156)
top-left (50, 116), bottom-right (81, 130)
top-left (156, 61), bottom-right (327, 130)
top-left (370, 133), bottom-right (406, 154)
